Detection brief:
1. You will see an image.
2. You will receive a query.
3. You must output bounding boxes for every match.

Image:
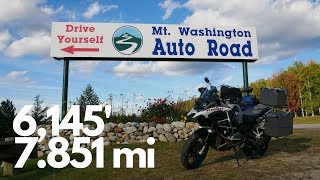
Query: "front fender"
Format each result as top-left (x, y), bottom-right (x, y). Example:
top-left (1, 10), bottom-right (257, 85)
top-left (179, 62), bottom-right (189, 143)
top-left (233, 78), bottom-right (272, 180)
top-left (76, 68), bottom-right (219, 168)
top-left (192, 128), bottom-right (216, 146)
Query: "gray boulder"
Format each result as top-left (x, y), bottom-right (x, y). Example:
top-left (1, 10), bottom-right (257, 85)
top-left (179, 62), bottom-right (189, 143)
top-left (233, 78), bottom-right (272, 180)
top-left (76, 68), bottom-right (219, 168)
top-left (143, 126), bottom-right (148, 133)
top-left (171, 121), bottom-right (185, 129)
top-left (123, 127), bottom-right (137, 134)
top-left (134, 131), bottom-right (144, 136)
top-left (165, 133), bottom-right (176, 142)
top-left (149, 122), bottom-right (156, 127)
top-left (104, 124), bottom-right (111, 132)
top-left (118, 123), bottom-right (124, 128)
top-left (174, 133), bottom-right (179, 139)
top-left (157, 128), bottom-right (165, 134)
top-left (153, 132), bottom-right (159, 138)
top-left (148, 127), bottom-right (156, 133)
top-left (163, 124), bottom-right (172, 132)
top-left (158, 134), bottom-right (168, 142)
top-left (109, 136), bottom-right (117, 142)
top-left (156, 124), bottom-right (163, 129)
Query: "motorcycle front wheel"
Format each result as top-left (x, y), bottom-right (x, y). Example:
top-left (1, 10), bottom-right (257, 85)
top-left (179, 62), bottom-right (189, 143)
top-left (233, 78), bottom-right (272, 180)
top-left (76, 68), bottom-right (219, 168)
top-left (181, 129), bottom-right (209, 169)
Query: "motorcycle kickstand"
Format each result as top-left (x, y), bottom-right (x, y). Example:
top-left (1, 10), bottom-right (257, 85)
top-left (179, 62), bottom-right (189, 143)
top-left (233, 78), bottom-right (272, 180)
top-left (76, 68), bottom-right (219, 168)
top-left (233, 147), bottom-right (240, 167)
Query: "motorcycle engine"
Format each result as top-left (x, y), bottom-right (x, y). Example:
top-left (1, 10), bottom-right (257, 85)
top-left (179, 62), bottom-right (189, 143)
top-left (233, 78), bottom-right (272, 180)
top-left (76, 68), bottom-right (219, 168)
top-left (227, 104), bottom-right (243, 126)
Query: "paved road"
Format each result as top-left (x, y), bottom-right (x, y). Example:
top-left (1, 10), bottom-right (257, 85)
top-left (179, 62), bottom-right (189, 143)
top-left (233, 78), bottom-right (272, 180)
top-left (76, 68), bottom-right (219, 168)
top-left (294, 124), bottom-right (320, 129)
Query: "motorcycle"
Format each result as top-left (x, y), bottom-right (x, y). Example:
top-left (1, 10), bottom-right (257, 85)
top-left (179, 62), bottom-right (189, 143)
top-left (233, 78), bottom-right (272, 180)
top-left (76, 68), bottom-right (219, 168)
top-left (181, 77), bottom-right (273, 169)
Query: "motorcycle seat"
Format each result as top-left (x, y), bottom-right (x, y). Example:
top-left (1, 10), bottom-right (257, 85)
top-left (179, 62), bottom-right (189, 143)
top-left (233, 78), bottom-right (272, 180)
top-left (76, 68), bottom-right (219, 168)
top-left (242, 104), bottom-right (271, 123)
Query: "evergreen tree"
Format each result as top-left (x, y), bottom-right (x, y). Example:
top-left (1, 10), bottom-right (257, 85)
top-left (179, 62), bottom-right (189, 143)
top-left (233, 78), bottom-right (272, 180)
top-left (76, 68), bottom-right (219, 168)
top-left (76, 84), bottom-right (102, 110)
top-left (0, 99), bottom-right (16, 139)
top-left (31, 94), bottom-right (49, 125)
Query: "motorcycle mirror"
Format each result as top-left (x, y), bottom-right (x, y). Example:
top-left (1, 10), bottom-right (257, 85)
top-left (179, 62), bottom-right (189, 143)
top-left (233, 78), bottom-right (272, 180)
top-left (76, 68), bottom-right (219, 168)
top-left (204, 77), bottom-right (210, 83)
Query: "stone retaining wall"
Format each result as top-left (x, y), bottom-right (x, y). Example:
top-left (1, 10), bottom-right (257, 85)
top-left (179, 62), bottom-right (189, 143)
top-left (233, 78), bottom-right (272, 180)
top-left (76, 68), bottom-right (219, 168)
top-left (37, 121), bottom-right (199, 154)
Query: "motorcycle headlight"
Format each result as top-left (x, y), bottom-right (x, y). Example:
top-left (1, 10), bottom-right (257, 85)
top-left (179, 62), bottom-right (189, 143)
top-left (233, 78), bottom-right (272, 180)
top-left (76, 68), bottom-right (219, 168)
top-left (202, 102), bottom-right (207, 107)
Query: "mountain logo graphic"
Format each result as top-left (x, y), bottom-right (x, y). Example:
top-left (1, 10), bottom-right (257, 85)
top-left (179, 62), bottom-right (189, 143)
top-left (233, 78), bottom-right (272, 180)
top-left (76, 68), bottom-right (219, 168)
top-left (112, 26), bottom-right (143, 55)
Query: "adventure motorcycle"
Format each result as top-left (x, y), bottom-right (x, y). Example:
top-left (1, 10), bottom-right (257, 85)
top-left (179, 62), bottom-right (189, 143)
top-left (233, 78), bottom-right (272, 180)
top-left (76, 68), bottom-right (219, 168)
top-left (181, 78), bottom-right (273, 169)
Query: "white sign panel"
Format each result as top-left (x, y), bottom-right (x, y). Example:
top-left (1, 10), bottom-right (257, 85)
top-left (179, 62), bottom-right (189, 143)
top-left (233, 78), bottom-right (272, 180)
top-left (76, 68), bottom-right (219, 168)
top-left (50, 22), bottom-right (258, 62)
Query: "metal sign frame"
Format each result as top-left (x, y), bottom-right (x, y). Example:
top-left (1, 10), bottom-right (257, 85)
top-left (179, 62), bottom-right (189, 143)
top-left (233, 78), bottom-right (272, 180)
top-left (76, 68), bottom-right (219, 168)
top-left (59, 59), bottom-right (250, 118)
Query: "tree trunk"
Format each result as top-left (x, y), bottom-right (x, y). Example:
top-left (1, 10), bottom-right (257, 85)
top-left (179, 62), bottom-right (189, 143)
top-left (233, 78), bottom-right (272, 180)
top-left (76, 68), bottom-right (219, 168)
top-left (307, 80), bottom-right (314, 115)
top-left (300, 92), bottom-right (303, 117)
top-left (294, 112), bottom-right (297, 117)
top-left (1, 161), bottom-right (13, 176)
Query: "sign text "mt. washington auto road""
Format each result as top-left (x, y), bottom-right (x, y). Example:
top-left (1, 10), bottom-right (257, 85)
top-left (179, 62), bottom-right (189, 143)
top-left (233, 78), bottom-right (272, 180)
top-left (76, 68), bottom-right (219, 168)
top-left (50, 22), bottom-right (259, 62)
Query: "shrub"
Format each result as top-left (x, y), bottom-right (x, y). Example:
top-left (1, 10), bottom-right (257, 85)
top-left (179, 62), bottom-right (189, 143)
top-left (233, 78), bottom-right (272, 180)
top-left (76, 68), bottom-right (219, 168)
top-left (141, 98), bottom-right (185, 123)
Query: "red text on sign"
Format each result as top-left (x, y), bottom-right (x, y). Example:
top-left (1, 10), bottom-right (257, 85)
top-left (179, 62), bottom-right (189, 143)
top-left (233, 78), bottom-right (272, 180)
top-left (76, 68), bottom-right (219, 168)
top-left (65, 24), bottom-right (95, 33)
top-left (57, 36), bottom-right (104, 44)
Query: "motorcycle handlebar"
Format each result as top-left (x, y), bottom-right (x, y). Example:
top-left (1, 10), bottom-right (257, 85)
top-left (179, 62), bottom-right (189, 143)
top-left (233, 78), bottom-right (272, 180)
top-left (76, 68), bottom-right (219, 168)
top-left (242, 87), bottom-right (253, 93)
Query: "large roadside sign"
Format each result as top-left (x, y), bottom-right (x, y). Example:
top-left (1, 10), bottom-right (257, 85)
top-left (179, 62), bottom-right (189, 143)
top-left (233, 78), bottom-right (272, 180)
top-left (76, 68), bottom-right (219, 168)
top-left (50, 22), bottom-right (258, 62)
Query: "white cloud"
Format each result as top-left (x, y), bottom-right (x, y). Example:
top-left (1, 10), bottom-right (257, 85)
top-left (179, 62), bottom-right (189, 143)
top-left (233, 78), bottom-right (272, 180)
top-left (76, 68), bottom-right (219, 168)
top-left (31, 58), bottom-right (53, 65)
top-left (0, 0), bottom-right (80, 40)
top-left (0, 71), bottom-right (34, 85)
top-left (0, 0), bottom-right (42, 24)
top-left (0, 30), bottom-right (11, 50)
top-left (183, 0), bottom-right (320, 63)
top-left (135, 95), bottom-right (144, 101)
top-left (159, 0), bottom-right (181, 20)
top-left (71, 61), bottom-right (100, 74)
top-left (6, 71), bottom-right (27, 80)
top-left (83, 2), bottom-right (118, 19)
top-left (66, 11), bottom-right (77, 21)
top-left (0, 0), bottom-right (52, 36)
top-left (40, 5), bottom-right (64, 15)
top-left (5, 34), bottom-right (51, 58)
top-left (112, 61), bottom-right (232, 77)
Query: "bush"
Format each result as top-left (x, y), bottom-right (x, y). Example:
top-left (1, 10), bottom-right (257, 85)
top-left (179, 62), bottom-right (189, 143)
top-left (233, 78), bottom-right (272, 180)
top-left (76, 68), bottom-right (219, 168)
top-left (141, 98), bottom-right (186, 124)
top-left (76, 97), bottom-right (194, 124)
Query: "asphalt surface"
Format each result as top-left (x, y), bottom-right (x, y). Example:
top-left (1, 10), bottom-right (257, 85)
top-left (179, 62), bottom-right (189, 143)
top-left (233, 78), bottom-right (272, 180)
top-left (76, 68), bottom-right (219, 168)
top-left (294, 124), bottom-right (320, 129)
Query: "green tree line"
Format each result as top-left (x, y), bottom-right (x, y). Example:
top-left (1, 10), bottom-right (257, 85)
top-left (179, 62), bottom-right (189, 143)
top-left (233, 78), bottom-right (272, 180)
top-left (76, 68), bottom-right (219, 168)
top-left (250, 60), bottom-right (320, 117)
top-left (0, 95), bottom-right (48, 139)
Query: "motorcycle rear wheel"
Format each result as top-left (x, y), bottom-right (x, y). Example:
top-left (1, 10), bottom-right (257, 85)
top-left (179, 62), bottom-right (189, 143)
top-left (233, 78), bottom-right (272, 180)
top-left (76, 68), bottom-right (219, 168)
top-left (181, 129), bottom-right (209, 169)
top-left (243, 134), bottom-right (271, 159)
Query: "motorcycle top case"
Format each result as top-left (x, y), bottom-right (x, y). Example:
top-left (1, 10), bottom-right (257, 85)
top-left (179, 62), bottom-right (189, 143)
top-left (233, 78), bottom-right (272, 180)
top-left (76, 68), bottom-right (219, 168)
top-left (260, 88), bottom-right (287, 107)
top-left (264, 111), bottom-right (293, 137)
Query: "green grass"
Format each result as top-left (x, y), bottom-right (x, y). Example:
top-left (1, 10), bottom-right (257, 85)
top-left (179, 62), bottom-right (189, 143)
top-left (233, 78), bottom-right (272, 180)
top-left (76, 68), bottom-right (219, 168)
top-left (4, 129), bottom-right (320, 179)
top-left (294, 116), bottom-right (320, 124)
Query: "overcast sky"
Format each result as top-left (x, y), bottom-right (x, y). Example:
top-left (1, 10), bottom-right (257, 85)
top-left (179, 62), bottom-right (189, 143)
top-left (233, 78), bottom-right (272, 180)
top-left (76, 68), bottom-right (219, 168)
top-left (0, 0), bottom-right (319, 111)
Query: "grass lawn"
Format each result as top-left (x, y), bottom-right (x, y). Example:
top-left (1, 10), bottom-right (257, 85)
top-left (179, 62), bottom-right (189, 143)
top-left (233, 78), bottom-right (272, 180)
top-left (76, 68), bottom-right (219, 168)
top-left (294, 116), bottom-right (320, 124)
top-left (4, 129), bottom-right (320, 180)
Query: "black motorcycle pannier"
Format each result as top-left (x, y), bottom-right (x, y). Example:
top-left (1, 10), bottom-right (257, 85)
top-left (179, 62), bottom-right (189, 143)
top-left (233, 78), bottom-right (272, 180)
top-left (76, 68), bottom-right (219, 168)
top-left (220, 85), bottom-right (242, 101)
top-left (264, 111), bottom-right (293, 137)
top-left (260, 88), bottom-right (287, 107)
